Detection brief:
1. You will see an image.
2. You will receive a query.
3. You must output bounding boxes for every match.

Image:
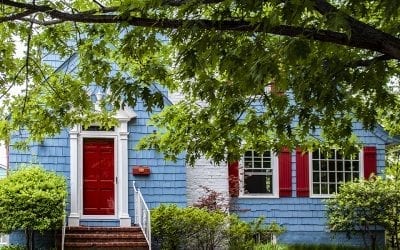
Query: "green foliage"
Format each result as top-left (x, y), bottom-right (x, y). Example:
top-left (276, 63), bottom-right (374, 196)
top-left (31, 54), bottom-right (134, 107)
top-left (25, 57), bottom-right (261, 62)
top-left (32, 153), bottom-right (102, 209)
top-left (0, 165), bottom-right (67, 246)
top-left (0, 246), bottom-right (25, 250)
top-left (254, 244), bottom-right (363, 250)
top-left (0, 1), bottom-right (399, 164)
top-left (151, 204), bottom-right (285, 250)
top-left (151, 204), bottom-right (227, 249)
top-left (326, 161), bottom-right (400, 249)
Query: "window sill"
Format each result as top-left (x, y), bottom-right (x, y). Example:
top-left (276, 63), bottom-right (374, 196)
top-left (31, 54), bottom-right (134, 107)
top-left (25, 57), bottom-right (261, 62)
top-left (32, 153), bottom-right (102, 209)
top-left (309, 194), bottom-right (333, 199)
top-left (239, 194), bottom-right (279, 199)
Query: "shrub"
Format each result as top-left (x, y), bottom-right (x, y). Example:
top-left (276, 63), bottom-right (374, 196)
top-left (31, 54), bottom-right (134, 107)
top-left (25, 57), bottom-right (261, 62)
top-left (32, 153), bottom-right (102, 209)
top-left (0, 165), bottom-right (67, 250)
top-left (326, 160), bottom-right (400, 250)
top-left (0, 246), bottom-right (25, 250)
top-left (151, 204), bottom-right (227, 249)
top-left (151, 204), bottom-right (285, 250)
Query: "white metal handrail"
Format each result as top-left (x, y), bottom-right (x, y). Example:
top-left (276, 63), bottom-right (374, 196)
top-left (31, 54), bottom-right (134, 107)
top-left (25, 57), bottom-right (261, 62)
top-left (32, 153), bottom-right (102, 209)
top-left (61, 202), bottom-right (66, 250)
top-left (133, 181), bottom-right (151, 250)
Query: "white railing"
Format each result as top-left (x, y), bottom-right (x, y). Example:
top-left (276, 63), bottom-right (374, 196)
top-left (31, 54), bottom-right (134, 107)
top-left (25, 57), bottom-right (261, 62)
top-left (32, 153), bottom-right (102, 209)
top-left (133, 181), bottom-right (151, 250)
top-left (61, 202), bottom-right (66, 250)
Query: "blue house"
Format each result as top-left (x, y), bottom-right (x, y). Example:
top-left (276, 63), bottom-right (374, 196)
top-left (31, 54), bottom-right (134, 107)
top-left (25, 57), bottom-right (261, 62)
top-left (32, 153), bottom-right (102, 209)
top-left (6, 54), bottom-right (396, 248)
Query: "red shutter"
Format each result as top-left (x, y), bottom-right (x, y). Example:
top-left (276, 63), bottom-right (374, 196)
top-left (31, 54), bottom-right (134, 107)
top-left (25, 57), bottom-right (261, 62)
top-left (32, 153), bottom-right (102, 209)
top-left (363, 146), bottom-right (377, 179)
top-left (228, 161), bottom-right (239, 197)
top-left (296, 149), bottom-right (309, 197)
top-left (279, 148), bottom-right (292, 197)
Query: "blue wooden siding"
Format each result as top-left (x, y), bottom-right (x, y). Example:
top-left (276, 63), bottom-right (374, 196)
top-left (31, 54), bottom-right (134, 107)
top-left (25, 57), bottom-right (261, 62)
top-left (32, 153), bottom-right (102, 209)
top-left (128, 100), bottom-right (187, 212)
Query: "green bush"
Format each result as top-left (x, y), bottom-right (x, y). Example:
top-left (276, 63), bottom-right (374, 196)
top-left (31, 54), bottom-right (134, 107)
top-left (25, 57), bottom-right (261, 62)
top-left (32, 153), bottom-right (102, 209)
top-left (254, 244), bottom-right (363, 250)
top-left (0, 165), bottom-right (67, 250)
top-left (151, 204), bottom-right (227, 249)
top-left (0, 246), bottom-right (25, 250)
top-left (151, 204), bottom-right (285, 250)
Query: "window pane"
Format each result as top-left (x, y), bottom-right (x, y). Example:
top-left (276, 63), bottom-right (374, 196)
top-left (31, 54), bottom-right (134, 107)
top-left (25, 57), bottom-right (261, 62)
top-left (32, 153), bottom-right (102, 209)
top-left (337, 172), bottom-right (344, 183)
top-left (321, 161), bottom-right (327, 171)
top-left (254, 161), bottom-right (262, 168)
top-left (345, 161), bottom-right (351, 171)
top-left (329, 172), bottom-right (336, 182)
top-left (313, 172), bottom-right (320, 182)
top-left (313, 183), bottom-right (320, 194)
top-left (328, 161), bottom-right (336, 171)
top-left (321, 184), bottom-right (328, 194)
top-left (329, 184), bottom-right (336, 194)
top-left (312, 150), bottom-right (320, 159)
top-left (321, 172), bottom-right (327, 182)
top-left (352, 162), bottom-right (359, 171)
top-left (337, 161), bottom-right (343, 171)
top-left (345, 172), bottom-right (352, 181)
top-left (312, 161), bottom-right (319, 171)
top-left (244, 175), bottom-right (271, 194)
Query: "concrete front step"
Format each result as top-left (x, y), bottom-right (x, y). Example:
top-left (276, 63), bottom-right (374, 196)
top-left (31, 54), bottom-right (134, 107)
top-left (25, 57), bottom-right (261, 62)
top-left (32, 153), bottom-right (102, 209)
top-left (60, 226), bottom-right (149, 250)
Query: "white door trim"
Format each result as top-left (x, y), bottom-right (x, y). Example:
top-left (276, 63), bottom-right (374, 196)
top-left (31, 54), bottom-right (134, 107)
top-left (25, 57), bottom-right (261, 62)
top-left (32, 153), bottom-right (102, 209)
top-left (68, 107), bottom-right (137, 227)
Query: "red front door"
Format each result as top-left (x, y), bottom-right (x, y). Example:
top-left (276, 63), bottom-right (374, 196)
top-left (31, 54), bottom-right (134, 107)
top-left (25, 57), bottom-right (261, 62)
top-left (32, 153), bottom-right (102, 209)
top-left (83, 138), bottom-right (115, 215)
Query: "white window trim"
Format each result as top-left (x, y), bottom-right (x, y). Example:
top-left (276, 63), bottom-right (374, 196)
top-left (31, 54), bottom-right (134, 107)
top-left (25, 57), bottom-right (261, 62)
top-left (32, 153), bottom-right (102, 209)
top-left (309, 150), bottom-right (364, 198)
top-left (68, 107), bottom-right (136, 227)
top-left (239, 150), bottom-right (279, 198)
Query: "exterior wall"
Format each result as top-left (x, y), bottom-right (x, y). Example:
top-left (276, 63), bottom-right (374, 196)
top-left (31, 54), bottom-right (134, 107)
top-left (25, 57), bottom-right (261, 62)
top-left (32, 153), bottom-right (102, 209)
top-left (186, 158), bottom-right (228, 206)
top-left (188, 123), bottom-right (389, 246)
top-left (128, 101), bottom-right (187, 211)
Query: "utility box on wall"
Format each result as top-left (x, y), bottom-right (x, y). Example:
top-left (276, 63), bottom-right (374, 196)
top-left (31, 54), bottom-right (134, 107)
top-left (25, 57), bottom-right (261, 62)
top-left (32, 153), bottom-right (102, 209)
top-left (132, 166), bottom-right (151, 176)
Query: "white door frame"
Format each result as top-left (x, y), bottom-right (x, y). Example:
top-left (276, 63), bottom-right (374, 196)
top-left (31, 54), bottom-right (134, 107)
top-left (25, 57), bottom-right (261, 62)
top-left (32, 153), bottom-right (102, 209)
top-left (68, 108), bottom-right (137, 227)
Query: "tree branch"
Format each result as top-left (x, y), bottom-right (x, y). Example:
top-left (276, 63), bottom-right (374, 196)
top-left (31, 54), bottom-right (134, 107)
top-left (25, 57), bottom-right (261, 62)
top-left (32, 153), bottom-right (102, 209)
top-left (0, 9), bottom-right (36, 22)
top-left (349, 55), bottom-right (394, 67)
top-left (312, 0), bottom-right (400, 59)
top-left (1, 0), bottom-right (400, 59)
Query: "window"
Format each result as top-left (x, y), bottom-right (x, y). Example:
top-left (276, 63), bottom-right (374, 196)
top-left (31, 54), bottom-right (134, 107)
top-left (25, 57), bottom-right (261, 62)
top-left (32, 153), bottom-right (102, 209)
top-left (311, 149), bottom-right (360, 196)
top-left (242, 150), bottom-right (278, 196)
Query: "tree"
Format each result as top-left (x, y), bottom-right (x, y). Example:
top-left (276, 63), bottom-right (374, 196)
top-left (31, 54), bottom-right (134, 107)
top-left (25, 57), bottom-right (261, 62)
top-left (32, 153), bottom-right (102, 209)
top-left (0, 165), bottom-right (67, 250)
top-left (0, 1), bottom-right (399, 163)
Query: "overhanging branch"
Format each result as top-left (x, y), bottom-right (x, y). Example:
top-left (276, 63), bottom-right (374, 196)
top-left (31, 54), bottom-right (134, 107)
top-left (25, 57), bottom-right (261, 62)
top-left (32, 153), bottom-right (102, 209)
top-left (1, 0), bottom-right (400, 60)
top-left (0, 9), bottom-right (36, 22)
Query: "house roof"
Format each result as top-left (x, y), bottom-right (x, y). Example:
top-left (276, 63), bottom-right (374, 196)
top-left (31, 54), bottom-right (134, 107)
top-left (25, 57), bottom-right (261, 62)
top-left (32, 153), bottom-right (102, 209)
top-left (372, 124), bottom-right (400, 145)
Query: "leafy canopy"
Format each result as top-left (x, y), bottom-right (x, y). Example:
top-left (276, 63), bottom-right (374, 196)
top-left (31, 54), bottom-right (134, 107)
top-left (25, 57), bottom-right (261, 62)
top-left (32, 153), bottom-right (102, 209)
top-left (0, 0), bottom-right (399, 163)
